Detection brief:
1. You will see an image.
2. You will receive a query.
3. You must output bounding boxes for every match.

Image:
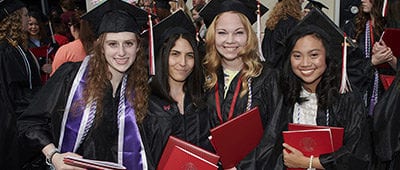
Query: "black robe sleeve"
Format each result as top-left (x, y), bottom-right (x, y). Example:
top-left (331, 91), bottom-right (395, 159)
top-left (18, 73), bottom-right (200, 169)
top-left (262, 16), bottom-right (299, 68)
top-left (318, 92), bottom-right (371, 169)
top-left (17, 62), bottom-right (80, 152)
top-left (373, 71), bottom-right (400, 168)
top-left (0, 40), bottom-right (41, 168)
top-left (140, 96), bottom-right (181, 169)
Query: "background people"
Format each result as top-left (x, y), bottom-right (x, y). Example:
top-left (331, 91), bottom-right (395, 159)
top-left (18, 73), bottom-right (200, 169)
top-left (0, 0), bottom-right (42, 168)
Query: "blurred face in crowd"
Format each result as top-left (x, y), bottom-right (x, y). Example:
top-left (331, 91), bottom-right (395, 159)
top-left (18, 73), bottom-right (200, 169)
top-left (168, 37), bottom-right (195, 84)
top-left (27, 16), bottom-right (40, 36)
top-left (361, 0), bottom-right (373, 13)
top-left (290, 35), bottom-right (327, 93)
top-left (215, 12), bottom-right (247, 64)
top-left (104, 32), bottom-right (139, 76)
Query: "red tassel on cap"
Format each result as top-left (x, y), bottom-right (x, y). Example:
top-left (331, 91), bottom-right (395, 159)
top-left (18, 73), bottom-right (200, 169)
top-left (339, 32), bottom-right (352, 94)
top-left (148, 12), bottom-right (155, 76)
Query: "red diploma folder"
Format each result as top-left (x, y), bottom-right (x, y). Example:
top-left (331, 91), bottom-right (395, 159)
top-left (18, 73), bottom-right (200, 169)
top-left (209, 107), bottom-right (264, 168)
top-left (284, 124), bottom-right (344, 170)
top-left (158, 136), bottom-right (219, 170)
top-left (160, 146), bottom-right (218, 170)
top-left (63, 156), bottom-right (126, 170)
top-left (381, 28), bottom-right (400, 58)
top-left (29, 46), bottom-right (49, 59)
top-left (288, 123), bottom-right (344, 151)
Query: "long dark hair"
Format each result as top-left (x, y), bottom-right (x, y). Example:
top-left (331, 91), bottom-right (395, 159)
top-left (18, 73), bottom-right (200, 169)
top-left (150, 32), bottom-right (205, 107)
top-left (280, 26), bottom-right (340, 110)
top-left (354, 0), bottom-right (386, 40)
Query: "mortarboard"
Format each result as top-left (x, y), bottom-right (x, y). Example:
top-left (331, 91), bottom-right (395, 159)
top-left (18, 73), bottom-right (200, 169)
top-left (199, 0), bottom-right (268, 27)
top-left (0, 0), bottom-right (25, 21)
top-left (141, 9), bottom-right (195, 75)
top-left (304, 0), bottom-right (329, 10)
top-left (81, 0), bottom-right (151, 37)
top-left (152, 10), bottom-right (195, 54)
top-left (286, 9), bottom-right (356, 93)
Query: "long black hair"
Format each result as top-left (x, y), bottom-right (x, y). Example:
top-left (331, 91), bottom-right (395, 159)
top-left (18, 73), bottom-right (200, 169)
top-left (280, 25), bottom-right (341, 110)
top-left (150, 30), bottom-right (205, 107)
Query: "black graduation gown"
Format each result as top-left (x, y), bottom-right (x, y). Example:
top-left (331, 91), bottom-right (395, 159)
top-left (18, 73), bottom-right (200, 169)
top-left (261, 16), bottom-right (299, 68)
top-left (373, 70), bottom-right (400, 169)
top-left (343, 22), bottom-right (394, 115)
top-left (206, 67), bottom-right (283, 169)
top-left (140, 94), bottom-right (214, 170)
top-left (0, 40), bottom-right (41, 169)
top-left (256, 91), bottom-right (371, 170)
top-left (18, 62), bottom-right (128, 165)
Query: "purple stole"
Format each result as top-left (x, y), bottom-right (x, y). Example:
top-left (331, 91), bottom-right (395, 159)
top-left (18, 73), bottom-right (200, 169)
top-left (57, 56), bottom-right (147, 169)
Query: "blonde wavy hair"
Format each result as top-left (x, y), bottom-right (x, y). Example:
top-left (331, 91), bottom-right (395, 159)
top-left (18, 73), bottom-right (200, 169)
top-left (203, 11), bottom-right (263, 97)
top-left (82, 33), bottom-right (149, 124)
top-left (265, 0), bottom-right (303, 30)
top-left (0, 8), bottom-right (28, 49)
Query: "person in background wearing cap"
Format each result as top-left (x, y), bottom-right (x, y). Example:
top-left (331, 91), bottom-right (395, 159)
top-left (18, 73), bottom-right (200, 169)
top-left (140, 10), bottom-right (213, 169)
top-left (257, 14), bottom-right (371, 169)
top-left (0, 0), bottom-right (42, 169)
top-left (200, 0), bottom-right (282, 169)
top-left (17, 0), bottom-right (150, 169)
top-left (261, 0), bottom-right (304, 69)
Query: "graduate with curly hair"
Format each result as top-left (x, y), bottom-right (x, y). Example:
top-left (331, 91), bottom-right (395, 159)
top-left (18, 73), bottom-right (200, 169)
top-left (18, 0), bottom-right (150, 169)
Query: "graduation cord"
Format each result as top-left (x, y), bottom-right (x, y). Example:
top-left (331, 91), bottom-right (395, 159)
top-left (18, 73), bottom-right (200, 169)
top-left (365, 20), bottom-right (379, 116)
top-left (215, 76), bottom-right (253, 124)
top-left (246, 78), bottom-right (253, 111)
top-left (8, 37), bottom-right (33, 89)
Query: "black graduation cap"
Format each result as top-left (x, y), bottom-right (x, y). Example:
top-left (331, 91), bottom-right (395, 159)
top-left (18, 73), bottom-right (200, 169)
top-left (305, 0), bottom-right (329, 10)
top-left (199, 0), bottom-right (269, 27)
top-left (0, 0), bottom-right (25, 21)
top-left (286, 9), bottom-right (356, 93)
top-left (146, 9), bottom-right (196, 56)
top-left (81, 0), bottom-right (152, 37)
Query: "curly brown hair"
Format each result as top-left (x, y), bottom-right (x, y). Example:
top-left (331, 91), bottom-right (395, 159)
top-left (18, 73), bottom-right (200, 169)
top-left (354, 0), bottom-right (386, 40)
top-left (203, 11), bottom-right (263, 97)
top-left (265, 0), bottom-right (303, 30)
top-left (0, 8), bottom-right (28, 49)
top-left (82, 33), bottom-right (149, 124)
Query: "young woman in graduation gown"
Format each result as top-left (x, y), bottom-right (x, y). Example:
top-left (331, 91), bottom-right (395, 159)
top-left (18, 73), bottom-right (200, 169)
top-left (17, 1), bottom-right (150, 169)
top-left (0, 1), bottom-right (42, 169)
top-left (256, 24), bottom-right (372, 169)
top-left (343, 0), bottom-right (397, 116)
top-left (139, 10), bottom-right (213, 169)
top-left (200, 0), bottom-right (282, 169)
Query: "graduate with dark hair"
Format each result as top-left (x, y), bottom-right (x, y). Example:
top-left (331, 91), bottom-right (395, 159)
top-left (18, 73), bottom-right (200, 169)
top-left (18, 0), bottom-right (150, 169)
top-left (140, 10), bottom-right (213, 169)
top-left (0, 0), bottom-right (41, 169)
top-left (256, 9), bottom-right (371, 170)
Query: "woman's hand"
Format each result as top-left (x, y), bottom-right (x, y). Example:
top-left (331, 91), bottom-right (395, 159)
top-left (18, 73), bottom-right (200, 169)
top-left (282, 143), bottom-right (309, 168)
top-left (52, 152), bottom-right (86, 170)
top-left (371, 41), bottom-right (394, 66)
